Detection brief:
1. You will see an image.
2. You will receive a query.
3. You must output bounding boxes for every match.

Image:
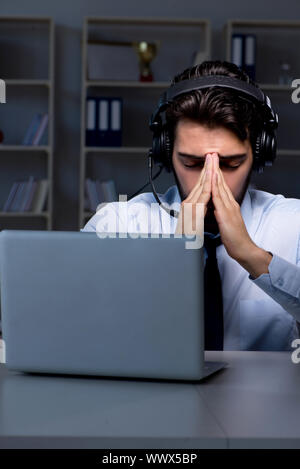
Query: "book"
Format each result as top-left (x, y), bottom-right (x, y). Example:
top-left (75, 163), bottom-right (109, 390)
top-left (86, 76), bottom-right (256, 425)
top-left (101, 179), bottom-right (117, 202)
top-left (30, 179), bottom-right (48, 213)
top-left (231, 33), bottom-right (256, 80)
top-left (24, 180), bottom-right (38, 212)
top-left (96, 98), bottom-right (123, 146)
top-left (85, 178), bottom-right (99, 212)
top-left (96, 98), bottom-right (109, 146)
top-left (109, 98), bottom-right (122, 146)
top-left (244, 34), bottom-right (256, 81)
top-left (96, 179), bottom-right (106, 203)
top-left (10, 181), bottom-right (27, 212)
top-left (22, 113), bottom-right (43, 145)
top-left (85, 178), bottom-right (117, 211)
top-left (231, 34), bottom-right (244, 69)
top-left (86, 97), bottom-right (98, 146)
top-left (2, 182), bottom-right (19, 211)
top-left (20, 176), bottom-right (35, 212)
top-left (3, 177), bottom-right (39, 212)
top-left (32, 113), bottom-right (48, 145)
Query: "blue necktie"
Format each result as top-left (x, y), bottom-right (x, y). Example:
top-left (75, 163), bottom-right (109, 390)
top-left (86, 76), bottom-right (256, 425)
top-left (204, 234), bottom-right (224, 350)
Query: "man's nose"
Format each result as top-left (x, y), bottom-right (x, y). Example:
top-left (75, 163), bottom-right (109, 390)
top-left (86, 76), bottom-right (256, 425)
top-left (205, 152), bottom-right (219, 159)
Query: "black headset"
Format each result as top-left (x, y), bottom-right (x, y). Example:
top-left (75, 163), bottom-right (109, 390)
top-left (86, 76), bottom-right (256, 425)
top-left (130, 75), bottom-right (279, 218)
top-left (149, 75), bottom-right (278, 173)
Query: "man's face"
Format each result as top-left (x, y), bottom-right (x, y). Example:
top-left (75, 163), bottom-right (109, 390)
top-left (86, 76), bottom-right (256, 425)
top-left (171, 118), bottom-right (253, 230)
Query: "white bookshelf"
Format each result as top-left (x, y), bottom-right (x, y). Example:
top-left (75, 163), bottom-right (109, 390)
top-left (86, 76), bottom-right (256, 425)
top-left (0, 17), bottom-right (54, 230)
top-left (79, 16), bottom-right (211, 228)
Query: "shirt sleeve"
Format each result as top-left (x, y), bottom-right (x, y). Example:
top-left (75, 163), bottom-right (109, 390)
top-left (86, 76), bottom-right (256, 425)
top-left (248, 241), bottom-right (300, 321)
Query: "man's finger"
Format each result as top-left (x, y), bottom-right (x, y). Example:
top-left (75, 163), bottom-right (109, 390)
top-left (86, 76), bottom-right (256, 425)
top-left (186, 154), bottom-right (212, 202)
top-left (185, 154), bottom-right (212, 200)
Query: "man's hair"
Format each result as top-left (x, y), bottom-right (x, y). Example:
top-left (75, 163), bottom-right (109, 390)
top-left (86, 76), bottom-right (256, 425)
top-left (165, 60), bottom-right (264, 163)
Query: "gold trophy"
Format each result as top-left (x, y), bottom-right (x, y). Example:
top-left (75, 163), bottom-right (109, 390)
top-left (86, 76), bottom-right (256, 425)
top-left (133, 41), bottom-right (160, 82)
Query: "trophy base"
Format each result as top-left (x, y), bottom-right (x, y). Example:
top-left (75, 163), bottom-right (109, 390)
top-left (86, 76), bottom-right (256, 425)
top-left (140, 73), bottom-right (153, 82)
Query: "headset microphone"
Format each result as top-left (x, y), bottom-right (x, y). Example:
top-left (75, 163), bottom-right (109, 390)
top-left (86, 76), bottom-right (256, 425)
top-left (127, 149), bottom-right (180, 218)
top-left (148, 149), bottom-right (180, 218)
top-left (128, 157), bottom-right (163, 200)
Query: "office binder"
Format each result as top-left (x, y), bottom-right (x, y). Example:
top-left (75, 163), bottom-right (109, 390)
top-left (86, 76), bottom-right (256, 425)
top-left (85, 97), bottom-right (97, 146)
top-left (231, 33), bottom-right (256, 81)
top-left (244, 34), bottom-right (256, 80)
top-left (231, 34), bottom-right (244, 69)
top-left (97, 98), bottom-right (110, 146)
top-left (96, 97), bottom-right (122, 146)
top-left (109, 98), bottom-right (122, 146)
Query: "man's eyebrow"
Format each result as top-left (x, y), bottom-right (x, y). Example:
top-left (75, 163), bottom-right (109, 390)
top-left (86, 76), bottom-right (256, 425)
top-left (178, 152), bottom-right (247, 161)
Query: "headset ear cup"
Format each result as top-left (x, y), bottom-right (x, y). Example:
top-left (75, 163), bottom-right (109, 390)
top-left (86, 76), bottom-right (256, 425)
top-left (151, 123), bottom-right (173, 171)
top-left (253, 132), bottom-right (262, 172)
top-left (163, 127), bottom-right (173, 172)
top-left (151, 131), bottom-right (162, 166)
top-left (265, 129), bottom-right (277, 166)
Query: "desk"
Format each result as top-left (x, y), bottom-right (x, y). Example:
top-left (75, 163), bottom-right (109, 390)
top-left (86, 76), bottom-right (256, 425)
top-left (0, 351), bottom-right (299, 449)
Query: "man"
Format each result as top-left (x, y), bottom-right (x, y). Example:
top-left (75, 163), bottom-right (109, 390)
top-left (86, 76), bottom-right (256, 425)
top-left (81, 60), bottom-right (300, 351)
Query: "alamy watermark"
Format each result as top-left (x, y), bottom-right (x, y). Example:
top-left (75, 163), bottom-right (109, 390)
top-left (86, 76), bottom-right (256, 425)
top-left (94, 194), bottom-right (205, 250)
top-left (291, 338), bottom-right (300, 364)
top-left (0, 79), bottom-right (6, 103)
top-left (291, 79), bottom-right (300, 103)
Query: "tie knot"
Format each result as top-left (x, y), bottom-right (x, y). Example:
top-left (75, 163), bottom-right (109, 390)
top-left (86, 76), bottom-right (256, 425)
top-left (204, 234), bottom-right (222, 258)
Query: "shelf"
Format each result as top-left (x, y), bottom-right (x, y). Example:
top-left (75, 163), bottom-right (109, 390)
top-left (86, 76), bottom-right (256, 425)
top-left (0, 16), bottom-right (54, 231)
top-left (0, 17), bottom-right (52, 23)
top-left (86, 80), bottom-right (170, 88)
top-left (227, 19), bottom-right (300, 28)
top-left (86, 81), bottom-right (296, 92)
top-left (0, 145), bottom-right (50, 152)
top-left (84, 146), bottom-right (149, 154)
top-left (0, 211), bottom-right (49, 217)
top-left (86, 16), bottom-right (209, 26)
top-left (4, 79), bottom-right (51, 87)
top-left (277, 149), bottom-right (300, 156)
top-left (80, 16), bottom-right (211, 229)
top-left (259, 84), bottom-right (294, 91)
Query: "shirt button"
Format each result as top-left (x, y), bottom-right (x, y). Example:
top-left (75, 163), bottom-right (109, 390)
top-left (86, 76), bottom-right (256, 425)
top-left (278, 278), bottom-right (284, 287)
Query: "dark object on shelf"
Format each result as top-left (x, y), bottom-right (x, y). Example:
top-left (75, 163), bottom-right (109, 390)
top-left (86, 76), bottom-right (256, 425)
top-left (86, 97), bottom-right (122, 147)
top-left (231, 33), bottom-right (256, 80)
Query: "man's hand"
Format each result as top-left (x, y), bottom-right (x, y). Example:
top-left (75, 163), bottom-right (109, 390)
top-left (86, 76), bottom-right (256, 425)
top-left (210, 152), bottom-right (273, 277)
top-left (175, 151), bottom-right (273, 278)
top-left (175, 153), bottom-right (213, 236)
top-left (210, 152), bottom-right (256, 261)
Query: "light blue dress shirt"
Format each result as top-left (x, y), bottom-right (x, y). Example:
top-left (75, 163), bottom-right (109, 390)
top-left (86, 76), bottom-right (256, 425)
top-left (82, 184), bottom-right (300, 351)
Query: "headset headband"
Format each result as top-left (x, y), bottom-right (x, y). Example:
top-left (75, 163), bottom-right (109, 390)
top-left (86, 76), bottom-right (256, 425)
top-left (150, 75), bottom-right (278, 129)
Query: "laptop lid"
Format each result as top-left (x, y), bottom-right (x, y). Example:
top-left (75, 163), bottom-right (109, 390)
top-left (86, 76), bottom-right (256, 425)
top-left (0, 230), bottom-right (221, 381)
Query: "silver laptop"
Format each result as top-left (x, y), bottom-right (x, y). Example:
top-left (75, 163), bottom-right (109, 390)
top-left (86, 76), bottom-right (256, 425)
top-left (0, 230), bottom-right (227, 381)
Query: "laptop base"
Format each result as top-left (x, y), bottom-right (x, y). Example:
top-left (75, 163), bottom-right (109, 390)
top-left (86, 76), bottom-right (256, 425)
top-left (202, 360), bottom-right (228, 379)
